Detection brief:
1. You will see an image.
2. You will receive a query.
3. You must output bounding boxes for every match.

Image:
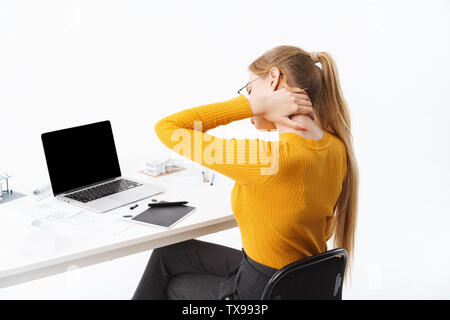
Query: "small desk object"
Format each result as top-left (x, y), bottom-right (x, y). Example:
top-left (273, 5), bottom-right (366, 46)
top-left (0, 173), bottom-right (25, 204)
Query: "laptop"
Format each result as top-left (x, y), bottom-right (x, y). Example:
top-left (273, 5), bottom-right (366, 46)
top-left (41, 120), bottom-right (165, 213)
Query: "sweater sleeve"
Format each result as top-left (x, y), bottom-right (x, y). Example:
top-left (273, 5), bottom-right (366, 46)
top-left (154, 95), bottom-right (280, 186)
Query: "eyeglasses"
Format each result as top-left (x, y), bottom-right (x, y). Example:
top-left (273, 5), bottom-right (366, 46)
top-left (237, 76), bottom-right (260, 95)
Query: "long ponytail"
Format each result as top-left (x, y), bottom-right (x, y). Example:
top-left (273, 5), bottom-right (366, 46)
top-left (248, 46), bottom-right (359, 280)
top-left (316, 51), bottom-right (359, 281)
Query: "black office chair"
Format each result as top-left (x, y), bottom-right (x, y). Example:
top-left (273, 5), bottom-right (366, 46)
top-left (260, 248), bottom-right (348, 300)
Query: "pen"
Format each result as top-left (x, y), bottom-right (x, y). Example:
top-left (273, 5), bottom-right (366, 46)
top-left (130, 204), bottom-right (139, 210)
top-left (210, 173), bottom-right (215, 186)
top-left (201, 170), bottom-right (206, 183)
top-left (148, 201), bottom-right (188, 207)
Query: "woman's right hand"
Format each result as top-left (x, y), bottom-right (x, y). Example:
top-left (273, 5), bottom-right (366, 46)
top-left (248, 88), bottom-right (314, 131)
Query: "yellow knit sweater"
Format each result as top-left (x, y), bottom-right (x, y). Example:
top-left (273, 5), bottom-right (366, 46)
top-left (155, 94), bottom-right (347, 269)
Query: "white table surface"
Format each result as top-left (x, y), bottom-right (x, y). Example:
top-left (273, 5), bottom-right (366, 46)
top-left (0, 159), bottom-right (237, 289)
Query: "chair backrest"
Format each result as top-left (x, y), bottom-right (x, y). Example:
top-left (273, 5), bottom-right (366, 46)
top-left (260, 248), bottom-right (348, 300)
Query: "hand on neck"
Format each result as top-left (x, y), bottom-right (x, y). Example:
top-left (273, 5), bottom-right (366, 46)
top-left (276, 114), bottom-right (324, 139)
top-left (276, 114), bottom-right (314, 134)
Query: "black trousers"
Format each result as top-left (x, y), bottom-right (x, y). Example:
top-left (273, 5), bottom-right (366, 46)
top-left (131, 239), bottom-right (278, 300)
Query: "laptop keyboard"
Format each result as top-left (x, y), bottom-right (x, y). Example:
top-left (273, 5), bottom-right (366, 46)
top-left (65, 179), bottom-right (142, 203)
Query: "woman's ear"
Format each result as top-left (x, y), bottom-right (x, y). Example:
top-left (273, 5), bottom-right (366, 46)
top-left (269, 67), bottom-right (281, 91)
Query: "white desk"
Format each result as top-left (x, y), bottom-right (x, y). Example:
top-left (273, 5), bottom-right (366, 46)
top-left (0, 162), bottom-right (237, 289)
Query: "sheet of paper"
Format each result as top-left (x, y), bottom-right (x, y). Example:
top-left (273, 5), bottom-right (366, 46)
top-left (5, 195), bottom-right (85, 222)
top-left (4, 195), bottom-right (130, 238)
top-left (44, 210), bottom-right (123, 238)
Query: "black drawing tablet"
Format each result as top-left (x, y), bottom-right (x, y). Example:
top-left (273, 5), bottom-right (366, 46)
top-left (131, 204), bottom-right (196, 229)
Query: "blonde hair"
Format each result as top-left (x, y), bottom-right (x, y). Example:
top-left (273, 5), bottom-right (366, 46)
top-left (248, 45), bottom-right (359, 280)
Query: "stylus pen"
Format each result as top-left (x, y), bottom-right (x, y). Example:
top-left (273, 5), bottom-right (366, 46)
top-left (148, 201), bottom-right (188, 207)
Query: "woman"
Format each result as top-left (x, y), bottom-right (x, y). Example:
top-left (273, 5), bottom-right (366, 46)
top-left (132, 45), bottom-right (358, 300)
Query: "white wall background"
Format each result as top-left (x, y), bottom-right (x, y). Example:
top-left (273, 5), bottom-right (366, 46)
top-left (1, 0), bottom-right (449, 299)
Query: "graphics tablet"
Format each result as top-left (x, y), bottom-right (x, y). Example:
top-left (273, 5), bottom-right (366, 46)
top-left (124, 204), bottom-right (196, 229)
